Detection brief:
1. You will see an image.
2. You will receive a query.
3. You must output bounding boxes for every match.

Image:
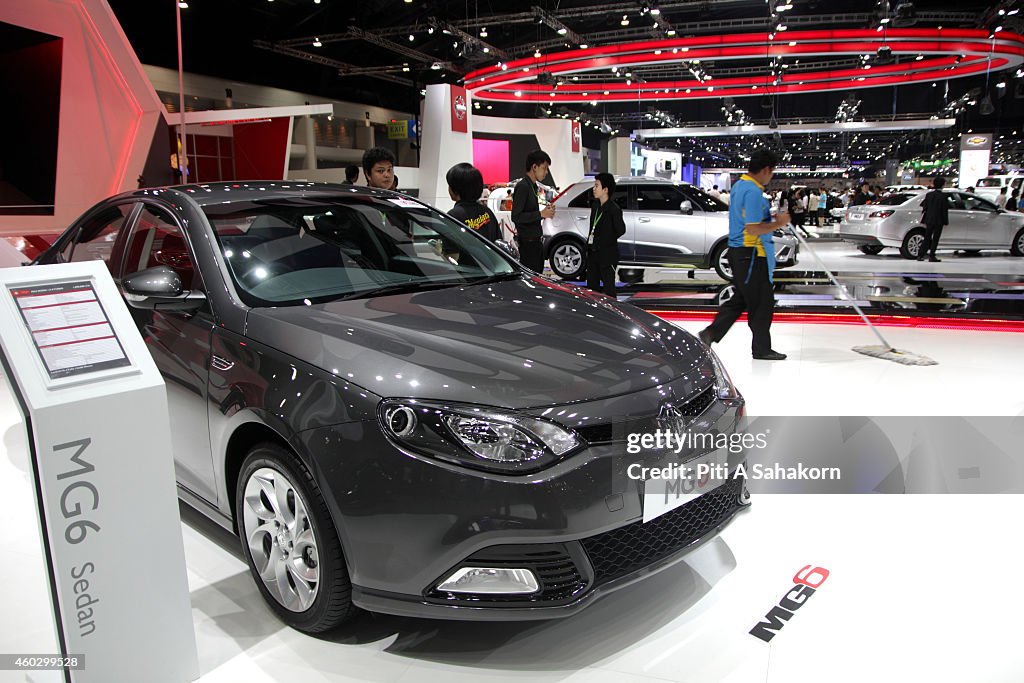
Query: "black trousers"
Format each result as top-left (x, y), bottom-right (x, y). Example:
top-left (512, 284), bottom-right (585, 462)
top-left (924, 224), bottom-right (944, 257)
top-left (518, 236), bottom-right (544, 272)
top-left (586, 246), bottom-right (617, 296)
top-left (705, 249), bottom-right (775, 356)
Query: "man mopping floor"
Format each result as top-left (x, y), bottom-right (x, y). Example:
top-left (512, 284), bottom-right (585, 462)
top-left (699, 150), bottom-right (790, 360)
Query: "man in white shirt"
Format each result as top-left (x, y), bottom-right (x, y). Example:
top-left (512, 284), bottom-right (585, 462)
top-left (996, 186), bottom-right (1009, 209)
top-left (708, 185), bottom-right (722, 200)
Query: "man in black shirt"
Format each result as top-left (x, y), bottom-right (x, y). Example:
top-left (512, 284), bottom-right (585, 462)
top-left (851, 182), bottom-right (871, 206)
top-left (919, 177), bottom-right (950, 262)
top-left (511, 150), bottom-right (555, 271)
top-left (446, 163), bottom-right (501, 241)
top-left (586, 173), bottom-right (626, 296)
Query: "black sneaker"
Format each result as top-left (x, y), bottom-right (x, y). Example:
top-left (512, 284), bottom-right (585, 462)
top-left (698, 328), bottom-right (713, 346)
top-left (929, 256), bottom-right (941, 262)
top-left (753, 350), bottom-right (787, 360)
top-left (917, 255), bottom-right (926, 261)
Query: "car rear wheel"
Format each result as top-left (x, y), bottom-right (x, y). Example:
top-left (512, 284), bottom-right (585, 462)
top-left (711, 242), bottom-right (733, 280)
top-left (237, 443), bottom-right (354, 632)
top-left (549, 237), bottom-right (586, 280)
top-left (859, 245), bottom-right (884, 255)
top-left (900, 229), bottom-right (927, 260)
top-left (1012, 228), bottom-right (1024, 256)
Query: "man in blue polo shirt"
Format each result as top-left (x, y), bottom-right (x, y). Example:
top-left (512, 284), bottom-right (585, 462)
top-left (699, 150), bottom-right (790, 360)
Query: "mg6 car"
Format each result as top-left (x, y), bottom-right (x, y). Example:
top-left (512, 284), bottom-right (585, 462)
top-left (35, 182), bottom-right (749, 633)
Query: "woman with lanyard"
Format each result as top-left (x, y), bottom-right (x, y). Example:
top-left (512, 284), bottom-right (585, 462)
top-left (586, 173), bottom-right (627, 296)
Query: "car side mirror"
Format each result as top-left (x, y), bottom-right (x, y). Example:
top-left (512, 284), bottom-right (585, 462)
top-left (494, 239), bottom-right (520, 260)
top-left (680, 200), bottom-right (694, 215)
top-left (123, 266), bottom-right (205, 311)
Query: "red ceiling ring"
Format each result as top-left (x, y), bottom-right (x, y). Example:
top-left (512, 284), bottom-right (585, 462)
top-left (464, 29), bottom-right (1024, 103)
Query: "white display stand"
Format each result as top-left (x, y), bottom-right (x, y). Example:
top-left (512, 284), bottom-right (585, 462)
top-left (0, 262), bottom-right (198, 683)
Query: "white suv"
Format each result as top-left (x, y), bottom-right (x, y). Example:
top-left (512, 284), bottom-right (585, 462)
top-left (542, 176), bottom-right (799, 281)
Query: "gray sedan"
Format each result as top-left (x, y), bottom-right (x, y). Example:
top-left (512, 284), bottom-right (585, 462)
top-left (840, 190), bottom-right (1024, 259)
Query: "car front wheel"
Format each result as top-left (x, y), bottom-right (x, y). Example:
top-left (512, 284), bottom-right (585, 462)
top-left (711, 242), bottom-right (733, 280)
top-left (1012, 228), bottom-right (1024, 256)
top-left (900, 229), bottom-right (927, 260)
top-left (237, 443), bottom-right (354, 632)
top-left (549, 238), bottom-right (586, 280)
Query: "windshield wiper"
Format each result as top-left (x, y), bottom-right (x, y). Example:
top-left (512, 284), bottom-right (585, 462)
top-left (335, 279), bottom-right (468, 301)
top-left (469, 271), bottom-right (522, 285)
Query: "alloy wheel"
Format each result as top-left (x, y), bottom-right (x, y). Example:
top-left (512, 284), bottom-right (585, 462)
top-left (242, 467), bottom-right (320, 612)
top-left (907, 233), bottom-right (925, 258)
top-left (553, 242), bottom-right (583, 277)
top-left (717, 247), bottom-right (733, 279)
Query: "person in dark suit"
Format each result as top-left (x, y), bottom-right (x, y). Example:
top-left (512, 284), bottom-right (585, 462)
top-left (511, 150), bottom-right (555, 271)
top-left (586, 173), bottom-right (626, 296)
top-left (919, 177), bottom-right (950, 262)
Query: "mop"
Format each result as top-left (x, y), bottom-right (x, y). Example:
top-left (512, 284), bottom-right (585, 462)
top-left (788, 230), bottom-right (938, 366)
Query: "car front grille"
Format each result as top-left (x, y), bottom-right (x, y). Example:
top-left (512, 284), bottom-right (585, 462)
top-left (577, 384), bottom-right (716, 445)
top-left (581, 475), bottom-right (744, 585)
top-left (425, 543), bottom-right (588, 606)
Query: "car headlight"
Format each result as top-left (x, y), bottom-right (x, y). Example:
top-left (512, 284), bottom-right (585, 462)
top-left (378, 399), bottom-right (583, 473)
top-left (707, 348), bottom-right (742, 404)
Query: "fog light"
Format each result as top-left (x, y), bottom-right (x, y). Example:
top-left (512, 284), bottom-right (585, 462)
top-left (436, 567), bottom-right (539, 594)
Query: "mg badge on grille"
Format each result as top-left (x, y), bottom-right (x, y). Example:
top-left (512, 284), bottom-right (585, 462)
top-left (657, 401), bottom-right (687, 438)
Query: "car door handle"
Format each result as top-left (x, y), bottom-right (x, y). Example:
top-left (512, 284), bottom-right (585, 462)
top-left (638, 217), bottom-right (652, 223)
top-left (575, 215), bottom-right (588, 220)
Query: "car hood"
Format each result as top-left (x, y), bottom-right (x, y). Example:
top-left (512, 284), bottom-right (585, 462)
top-left (245, 275), bottom-right (712, 409)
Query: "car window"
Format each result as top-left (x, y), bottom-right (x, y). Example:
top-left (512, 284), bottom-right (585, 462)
top-left (678, 185), bottom-right (728, 212)
top-left (976, 177), bottom-right (1003, 187)
top-left (568, 185), bottom-right (627, 210)
top-left (63, 203), bottom-right (135, 272)
top-left (122, 205), bottom-right (201, 291)
top-left (635, 185), bottom-right (687, 211)
top-left (948, 193), bottom-right (966, 210)
top-left (874, 193), bottom-right (914, 206)
top-left (962, 195), bottom-right (998, 211)
top-left (202, 195), bottom-right (517, 307)
top-left (1012, 178), bottom-right (1023, 190)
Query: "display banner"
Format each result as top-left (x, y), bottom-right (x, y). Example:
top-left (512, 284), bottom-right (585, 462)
top-left (0, 262), bottom-right (198, 683)
top-left (571, 120), bottom-right (581, 153)
top-left (450, 85), bottom-right (468, 133)
top-left (959, 133), bottom-right (992, 188)
top-left (609, 416), bottom-right (1024, 506)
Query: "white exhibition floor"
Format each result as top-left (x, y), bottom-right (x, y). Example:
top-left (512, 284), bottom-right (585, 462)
top-left (2, 322), bottom-right (1023, 682)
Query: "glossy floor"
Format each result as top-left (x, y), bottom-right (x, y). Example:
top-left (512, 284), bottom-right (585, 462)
top-left (2, 322), bottom-right (1023, 682)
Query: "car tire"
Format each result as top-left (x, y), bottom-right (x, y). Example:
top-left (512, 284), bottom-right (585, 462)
top-left (899, 229), bottom-right (927, 260)
top-left (711, 242), bottom-right (733, 281)
top-left (1012, 228), bottom-right (1024, 256)
top-left (236, 443), bottom-right (355, 633)
top-left (859, 245), bottom-right (884, 255)
top-left (548, 237), bottom-right (586, 280)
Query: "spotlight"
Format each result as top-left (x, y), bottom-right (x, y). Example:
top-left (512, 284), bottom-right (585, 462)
top-left (892, 2), bottom-right (917, 28)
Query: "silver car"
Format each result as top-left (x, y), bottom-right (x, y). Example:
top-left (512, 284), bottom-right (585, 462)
top-left (544, 176), bottom-right (799, 282)
top-left (840, 190), bottom-right (1024, 259)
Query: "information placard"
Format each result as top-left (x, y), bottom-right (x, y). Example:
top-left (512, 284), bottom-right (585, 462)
top-left (8, 281), bottom-right (130, 380)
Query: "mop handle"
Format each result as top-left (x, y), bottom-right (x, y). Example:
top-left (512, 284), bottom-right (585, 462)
top-left (789, 229), bottom-right (894, 350)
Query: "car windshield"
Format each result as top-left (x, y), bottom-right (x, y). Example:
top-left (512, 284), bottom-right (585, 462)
top-left (977, 177), bottom-right (1004, 187)
top-left (202, 194), bottom-right (517, 307)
